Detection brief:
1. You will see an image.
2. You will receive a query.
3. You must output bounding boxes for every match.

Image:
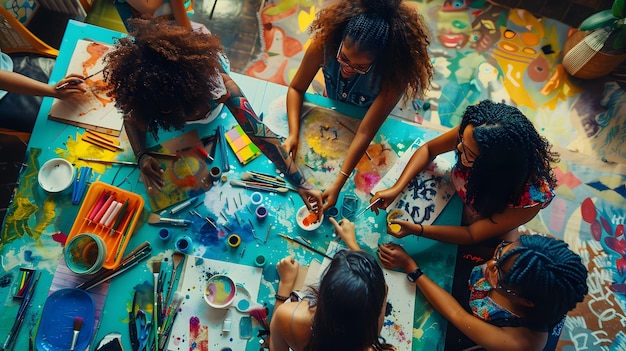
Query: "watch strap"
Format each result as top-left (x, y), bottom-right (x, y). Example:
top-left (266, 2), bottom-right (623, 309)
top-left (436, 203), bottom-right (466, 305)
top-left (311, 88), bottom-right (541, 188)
top-left (407, 268), bottom-right (423, 283)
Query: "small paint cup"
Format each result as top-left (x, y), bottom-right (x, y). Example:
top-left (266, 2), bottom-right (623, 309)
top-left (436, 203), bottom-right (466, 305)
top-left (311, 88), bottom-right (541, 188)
top-left (255, 205), bottom-right (268, 220)
top-left (203, 274), bottom-right (236, 309)
top-left (158, 228), bottom-right (171, 241)
top-left (250, 192), bottom-right (263, 205)
top-left (296, 205), bottom-right (323, 231)
top-left (387, 209), bottom-right (412, 234)
top-left (325, 206), bottom-right (339, 218)
top-left (227, 233), bottom-right (241, 248)
top-left (176, 235), bottom-right (192, 253)
top-left (210, 166), bottom-right (222, 181)
top-left (64, 233), bottom-right (106, 274)
top-left (254, 255), bottom-right (266, 267)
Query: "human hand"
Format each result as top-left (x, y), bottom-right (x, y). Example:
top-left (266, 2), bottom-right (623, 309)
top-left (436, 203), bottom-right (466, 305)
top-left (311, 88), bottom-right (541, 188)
top-left (276, 256), bottom-right (299, 293)
top-left (296, 189), bottom-right (323, 221)
top-left (370, 188), bottom-right (399, 215)
top-left (53, 74), bottom-right (87, 99)
top-left (281, 135), bottom-right (299, 160)
top-left (387, 219), bottom-right (415, 239)
top-left (378, 243), bottom-right (417, 273)
top-left (329, 217), bottom-right (360, 251)
top-left (321, 182), bottom-right (342, 211)
top-left (139, 155), bottom-right (165, 191)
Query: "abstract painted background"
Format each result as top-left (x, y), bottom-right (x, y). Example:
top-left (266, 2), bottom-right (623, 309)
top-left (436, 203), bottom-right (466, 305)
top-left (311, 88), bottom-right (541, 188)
top-left (244, 0), bottom-right (626, 349)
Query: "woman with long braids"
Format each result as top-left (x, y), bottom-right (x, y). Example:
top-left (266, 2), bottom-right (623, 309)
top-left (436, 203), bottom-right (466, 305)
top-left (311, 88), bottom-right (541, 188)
top-left (378, 234), bottom-right (588, 350)
top-left (270, 218), bottom-right (395, 351)
top-left (370, 99), bottom-right (560, 346)
top-left (282, 0), bottom-right (433, 211)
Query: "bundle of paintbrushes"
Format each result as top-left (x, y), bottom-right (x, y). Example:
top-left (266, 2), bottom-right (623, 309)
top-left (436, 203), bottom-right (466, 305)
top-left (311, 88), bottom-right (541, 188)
top-left (230, 171), bottom-right (295, 193)
top-left (249, 306), bottom-right (269, 331)
top-left (157, 292), bottom-right (184, 351)
top-left (2, 271), bottom-right (41, 350)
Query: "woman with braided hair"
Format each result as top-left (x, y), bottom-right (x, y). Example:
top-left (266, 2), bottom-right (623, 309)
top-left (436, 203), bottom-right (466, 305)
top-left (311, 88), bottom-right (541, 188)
top-left (282, 0), bottom-right (433, 211)
top-left (378, 234), bottom-right (588, 350)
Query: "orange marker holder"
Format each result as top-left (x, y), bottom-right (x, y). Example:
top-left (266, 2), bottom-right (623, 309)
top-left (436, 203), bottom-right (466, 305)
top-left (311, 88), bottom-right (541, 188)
top-left (67, 181), bottom-right (144, 269)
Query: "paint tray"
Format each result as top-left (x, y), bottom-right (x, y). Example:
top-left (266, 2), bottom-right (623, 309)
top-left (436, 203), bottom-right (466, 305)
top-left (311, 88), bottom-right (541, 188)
top-left (66, 181), bottom-right (144, 270)
top-left (224, 125), bottom-right (262, 165)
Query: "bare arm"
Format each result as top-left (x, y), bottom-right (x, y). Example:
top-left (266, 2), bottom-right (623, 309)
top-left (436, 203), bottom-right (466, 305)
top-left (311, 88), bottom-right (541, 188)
top-left (322, 87), bottom-right (403, 210)
top-left (170, 0), bottom-right (192, 29)
top-left (284, 40), bottom-right (324, 158)
top-left (0, 71), bottom-right (84, 99)
top-left (123, 118), bottom-right (165, 189)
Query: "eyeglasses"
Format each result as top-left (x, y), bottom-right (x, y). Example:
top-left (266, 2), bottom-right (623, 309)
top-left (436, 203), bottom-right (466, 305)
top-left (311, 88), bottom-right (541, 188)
top-left (458, 132), bottom-right (478, 165)
top-left (492, 240), bottom-right (518, 296)
top-left (336, 42), bottom-right (373, 75)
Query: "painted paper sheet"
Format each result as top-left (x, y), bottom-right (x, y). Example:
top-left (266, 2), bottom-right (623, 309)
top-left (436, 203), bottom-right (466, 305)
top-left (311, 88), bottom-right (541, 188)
top-left (167, 255), bottom-right (263, 351)
top-left (145, 130), bottom-right (212, 212)
top-left (303, 242), bottom-right (415, 351)
top-left (371, 137), bottom-right (456, 225)
top-left (48, 39), bottom-right (124, 135)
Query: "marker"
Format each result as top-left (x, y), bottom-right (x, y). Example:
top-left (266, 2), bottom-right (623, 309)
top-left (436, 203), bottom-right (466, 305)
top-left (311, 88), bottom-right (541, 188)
top-left (169, 197), bottom-right (198, 215)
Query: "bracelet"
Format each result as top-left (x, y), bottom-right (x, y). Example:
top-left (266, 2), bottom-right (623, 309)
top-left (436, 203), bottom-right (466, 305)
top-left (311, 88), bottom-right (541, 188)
top-left (340, 170), bottom-right (351, 178)
top-left (417, 223), bottom-right (424, 237)
top-left (136, 151), bottom-right (149, 165)
top-left (275, 294), bottom-right (290, 302)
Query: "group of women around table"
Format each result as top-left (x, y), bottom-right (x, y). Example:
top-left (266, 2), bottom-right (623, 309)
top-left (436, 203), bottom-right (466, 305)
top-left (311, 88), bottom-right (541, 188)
top-left (96, 0), bottom-right (590, 350)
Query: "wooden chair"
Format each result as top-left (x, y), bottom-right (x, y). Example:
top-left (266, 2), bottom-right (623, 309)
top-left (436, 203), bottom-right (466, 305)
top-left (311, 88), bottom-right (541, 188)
top-left (0, 6), bottom-right (58, 58)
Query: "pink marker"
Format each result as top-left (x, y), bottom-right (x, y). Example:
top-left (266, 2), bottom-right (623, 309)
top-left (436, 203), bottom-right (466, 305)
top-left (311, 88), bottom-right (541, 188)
top-left (93, 195), bottom-right (115, 224)
top-left (88, 192), bottom-right (109, 221)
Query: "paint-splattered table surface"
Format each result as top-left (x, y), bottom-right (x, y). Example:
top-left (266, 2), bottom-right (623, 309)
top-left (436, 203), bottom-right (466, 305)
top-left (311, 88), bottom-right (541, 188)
top-left (0, 21), bottom-right (462, 351)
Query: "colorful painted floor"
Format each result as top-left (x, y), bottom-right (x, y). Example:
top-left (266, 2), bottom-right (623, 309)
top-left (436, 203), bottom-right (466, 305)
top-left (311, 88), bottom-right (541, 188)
top-left (236, 0), bottom-right (626, 349)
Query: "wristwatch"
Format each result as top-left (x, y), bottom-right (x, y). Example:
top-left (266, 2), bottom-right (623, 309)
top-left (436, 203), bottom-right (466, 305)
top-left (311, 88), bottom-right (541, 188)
top-left (407, 268), bottom-right (423, 283)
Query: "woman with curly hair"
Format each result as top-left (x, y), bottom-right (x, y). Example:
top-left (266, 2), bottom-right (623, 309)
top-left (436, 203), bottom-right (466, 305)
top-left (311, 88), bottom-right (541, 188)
top-left (378, 234), bottom-right (588, 351)
top-left (282, 0), bottom-right (433, 210)
top-left (270, 218), bottom-right (395, 351)
top-left (104, 18), bottom-right (322, 208)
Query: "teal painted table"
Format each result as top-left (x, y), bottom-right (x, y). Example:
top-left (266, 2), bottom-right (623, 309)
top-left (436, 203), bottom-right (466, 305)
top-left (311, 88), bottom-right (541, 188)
top-left (0, 21), bottom-right (461, 351)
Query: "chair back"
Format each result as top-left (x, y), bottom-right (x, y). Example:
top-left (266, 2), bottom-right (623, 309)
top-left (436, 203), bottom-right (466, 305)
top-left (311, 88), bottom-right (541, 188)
top-left (0, 6), bottom-right (58, 58)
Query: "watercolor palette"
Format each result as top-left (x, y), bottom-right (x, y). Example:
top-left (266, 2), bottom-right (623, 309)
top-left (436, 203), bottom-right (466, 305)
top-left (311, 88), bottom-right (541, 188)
top-left (66, 181), bottom-right (144, 270)
top-left (224, 125), bottom-right (261, 165)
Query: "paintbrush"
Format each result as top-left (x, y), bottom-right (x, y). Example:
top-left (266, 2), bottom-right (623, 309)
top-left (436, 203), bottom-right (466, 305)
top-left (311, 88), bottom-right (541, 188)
top-left (79, 158), bottom-right (137, 166)
top-left (249, 307), bottom-right (269, 330)
top-left (151, 260), bottom-right (162, 351)
top-left (56, 69), bottom-right (103, 90)
top-left (147, 213), bottom-right (191, 226)
top-left (69, 316), bottom-right (83, 351)
top-left (164, 251), bottom-right (184, 310)
top-left (158, 292), bottom-right (184, 350)
top-left (229, 179), bottom-right (289, 193)
top-left (278, 234), bottom-right (332, 259)
top-left (2, 272), bottom-right (40, 350)
top-left (354, 198), bottom-right (383, 219)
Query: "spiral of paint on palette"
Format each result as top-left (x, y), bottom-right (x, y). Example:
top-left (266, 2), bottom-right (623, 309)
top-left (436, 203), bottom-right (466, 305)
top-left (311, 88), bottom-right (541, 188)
top-left (204, 274), bottom-right (236, 308)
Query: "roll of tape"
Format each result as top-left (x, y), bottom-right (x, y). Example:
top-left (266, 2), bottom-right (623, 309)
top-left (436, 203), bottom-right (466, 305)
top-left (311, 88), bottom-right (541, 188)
top-left (227, 233), bottom-right (241, 248)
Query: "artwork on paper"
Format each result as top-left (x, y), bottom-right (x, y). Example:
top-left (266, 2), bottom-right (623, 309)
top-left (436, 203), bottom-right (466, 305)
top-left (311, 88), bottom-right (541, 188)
top-left (303, 242), bottom-right (415, 351)
top-left (48, 39), bottom-right (124, 136)
top-left (144, 130), bottom-right (212, 212)
top-left (370, 137), bottom-right (456, 225)
top-left (167, 255), bottom-right (263, 351)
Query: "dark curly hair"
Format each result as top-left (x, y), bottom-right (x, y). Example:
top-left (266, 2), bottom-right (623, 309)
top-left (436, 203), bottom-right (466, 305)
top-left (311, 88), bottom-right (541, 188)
top-left (103, 17), bottom-right (224, 132)
top-left (499, 234), bottom-right (588, 328)
top-left (458, 100), bottom-right (560, 218)
top-left (304, 250), bottom-right (391, 351)
top-left (309, 0), bottom-right (433, 101)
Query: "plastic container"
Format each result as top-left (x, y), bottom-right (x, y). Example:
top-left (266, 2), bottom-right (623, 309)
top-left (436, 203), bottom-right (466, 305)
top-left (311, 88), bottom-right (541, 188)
top-left (203, 274), bottom-right (236, 308)
top-left (296, 205), bottom-right (323, 231)
top-left (66, 181), bottom-right (144, 270)
top-left (64, 233), bottom-right (107, 274)
top-left (38, 158), bottom-right (74, 192)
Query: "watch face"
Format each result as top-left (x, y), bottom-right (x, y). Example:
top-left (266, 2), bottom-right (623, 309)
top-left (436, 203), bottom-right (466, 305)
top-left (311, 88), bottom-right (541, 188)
top-left (407, 269), bottom-right (422, 282)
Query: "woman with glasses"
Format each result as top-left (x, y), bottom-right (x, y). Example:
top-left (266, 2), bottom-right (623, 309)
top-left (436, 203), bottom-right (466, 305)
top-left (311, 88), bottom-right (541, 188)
top-left (282, 0), bottom-right (433, 211)
top-left (270, 218), bottom-right (395, 351)
top-left (370, 99), bottom-right (559, 347)
top-left (377, 235), bottom-right (588, 350)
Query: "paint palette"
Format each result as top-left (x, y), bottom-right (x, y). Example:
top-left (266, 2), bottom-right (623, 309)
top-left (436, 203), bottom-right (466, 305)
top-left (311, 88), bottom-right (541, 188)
top-left (296, 205), bottom-right (324, 231)
top-left (224, 125), bottom-right (261, 165)
top-left (66, 181), bottom-right (144, 270)
top-left (203, 274), bottom-right (236, 308)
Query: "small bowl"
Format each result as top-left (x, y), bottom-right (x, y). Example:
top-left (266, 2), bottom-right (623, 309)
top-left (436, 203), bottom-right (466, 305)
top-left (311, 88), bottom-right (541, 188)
top-left (296, 205), bottom-right (323, 231)
top-left (203, 274), bottom-right (236, 309)
top-left (38, 158), bottom-right (74, 192)
top-left (387, 209), bottom-right (412, 234)
top-left (64, 233), bottom-right (106, 275)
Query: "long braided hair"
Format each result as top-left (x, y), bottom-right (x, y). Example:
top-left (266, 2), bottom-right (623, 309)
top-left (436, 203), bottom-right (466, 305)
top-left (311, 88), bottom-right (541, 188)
top-left (499, 235), bottom-right (588, 328)
top-left (304, 250), bottom-right (391, 351)
top-left (458, 100), bottom-right (559, 218)
top-left (309, 0), bottom-right (433, 102)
